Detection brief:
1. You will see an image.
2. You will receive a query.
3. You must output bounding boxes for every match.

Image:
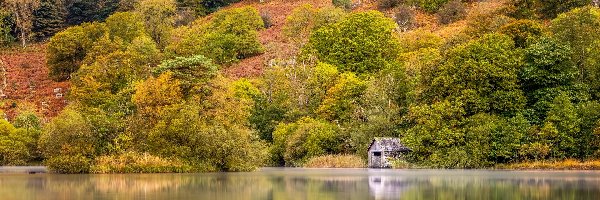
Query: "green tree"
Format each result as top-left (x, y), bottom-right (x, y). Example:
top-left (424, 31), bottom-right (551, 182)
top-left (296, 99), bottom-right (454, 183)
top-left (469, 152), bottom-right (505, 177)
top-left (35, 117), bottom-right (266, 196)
top-left (303, 11), bottom-right (401, 74)
top-left (0, 9), bottom-right (14, 46)
top-left (39, 106), bottom-right (97, 173)
top-left (3, 0), bottom-right (40, 46)
top-left (153, 55), bottom-right (218, 96)
top-left (550, 6), bottom-right (600, 98)
top-left (520, 37), bottom-right (587, 123)
top-left (135, 0), bottom-right (176, 48)
top-left (428, 33), bottom-right (525, 116)
top-left (32, 0), bottom-right (65, 40)
top-left (536, 0), bottom-right (590, 19)
top-left (282, 4), bottom-right (347, 45)
top-left (46, 22), bottom-right (107, 81)
top-left (0, 119), bottom-right (34, 165)
top-left (543, 93), bottom-right (580, 158)
top-left (499, 19), bottom-right (544, 48)
top-left (104, 12), bottom-right (146, 43)
top-left (166, 6), bottom-right (264, 65)
top-left (273, 117), bottom-right (345, 167)
top-left (317, 72), bottom-right (367, 122)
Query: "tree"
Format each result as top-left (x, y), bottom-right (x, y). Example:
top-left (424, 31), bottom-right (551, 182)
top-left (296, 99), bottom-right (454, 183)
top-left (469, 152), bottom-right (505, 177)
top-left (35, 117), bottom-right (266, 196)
top-left (550, 6), bottom-right (600, 98)
top-left (32, 0), bottom-right (65, 40)
top-left (39, 105), bottom-right (97, 173)
top-left (0, 119), bottom-right (34, 165)
top-left (273, 117), bottom-right (345, 167)
top-left (317, 72), bottom-right (367, 122)
top-left (104, 12), bottom-right (146, 43)
top-left (303, 11), bottom-right (401, 74)
top-left (165, 6), bottom-right (264, 65)
top-left (520, 37), bottom-right (587, 123)
top-left (428, 33), bottom-right (525, 116)
top-left (543, 93), bottom-right (580, 158)
top-left (3, 0), bottom-right (40, 47)
top-left (153, 55), bottom-right (218, 96)
top-left (499, 19), bottom-right (544, 48)
top-left (282, 4), bottom-right (347, 45)
top-left (46, 22), bottom-right (107, 81)
top-left (0, 8), bottom-right (14, 46)
top-left (536, 0), bottom-right (590, 19)
top-left (135, 0), bottom-right (176, 48)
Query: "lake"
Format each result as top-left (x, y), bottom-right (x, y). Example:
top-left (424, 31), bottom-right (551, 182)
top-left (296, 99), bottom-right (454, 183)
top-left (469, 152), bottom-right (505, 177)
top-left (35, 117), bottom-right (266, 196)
top-left (1, 168), bottom-right (600, 200)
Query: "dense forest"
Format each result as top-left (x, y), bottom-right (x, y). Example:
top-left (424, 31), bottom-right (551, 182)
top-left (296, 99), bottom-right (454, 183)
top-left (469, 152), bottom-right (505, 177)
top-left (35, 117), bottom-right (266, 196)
top-left (1, 0), bottom-right (600, 173)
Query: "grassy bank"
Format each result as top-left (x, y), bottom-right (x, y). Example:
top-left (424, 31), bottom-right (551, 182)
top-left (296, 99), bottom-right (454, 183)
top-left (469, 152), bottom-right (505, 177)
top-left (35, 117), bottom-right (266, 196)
top-left (497, 159), bottom-right (600, 170)
top-left (303, 155), bottom-right (366, 168)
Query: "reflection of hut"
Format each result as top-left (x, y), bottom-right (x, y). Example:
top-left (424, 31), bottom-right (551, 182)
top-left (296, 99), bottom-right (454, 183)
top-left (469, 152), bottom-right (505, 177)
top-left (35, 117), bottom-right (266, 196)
top-left (368, 176), bottom-right (410, 199)
top-left (367, 137), bottom-right (411, 168)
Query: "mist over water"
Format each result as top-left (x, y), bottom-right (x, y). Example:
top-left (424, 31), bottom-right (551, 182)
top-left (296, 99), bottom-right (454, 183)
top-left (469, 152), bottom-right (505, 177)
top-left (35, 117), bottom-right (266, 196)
top-left (1, 168), bottom-right (600, 200)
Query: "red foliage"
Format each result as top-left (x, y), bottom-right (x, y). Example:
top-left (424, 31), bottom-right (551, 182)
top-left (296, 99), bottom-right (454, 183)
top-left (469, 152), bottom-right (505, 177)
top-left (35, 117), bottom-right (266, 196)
top-left (0, 45), bottom-right (70, 120)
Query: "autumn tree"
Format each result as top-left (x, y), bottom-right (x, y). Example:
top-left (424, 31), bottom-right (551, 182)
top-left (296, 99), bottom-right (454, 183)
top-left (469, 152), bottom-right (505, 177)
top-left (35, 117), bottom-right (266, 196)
top-left (135, 0), bottom-right (176, 48)
top-left (3, 0), bottom-right (40, 46)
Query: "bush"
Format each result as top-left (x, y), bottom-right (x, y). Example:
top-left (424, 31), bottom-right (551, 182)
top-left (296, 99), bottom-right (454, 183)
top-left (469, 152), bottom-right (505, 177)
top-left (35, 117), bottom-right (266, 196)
top-left (333, 0), bottom-right (352, 10)
top-left (273, 117), bottom-right (347, 167)
top-left (282, 5), bottom-right (347, 44)
top-left (45, 154), bottom-right (92, 174)
top-left (409, 0), bottom-right (450, 13)
top-left (395, 5), bottom-right (416, 32)
top-left (0, 119), bottom-right (36, 166)
top-left (437, 0), bottom-right (466, 25)
top-left (260, 11), bottom-right (273, 28)
top-left (303, 154), bottom-right (366, 168)
top-left (379, 0), bottom-right (402, 10)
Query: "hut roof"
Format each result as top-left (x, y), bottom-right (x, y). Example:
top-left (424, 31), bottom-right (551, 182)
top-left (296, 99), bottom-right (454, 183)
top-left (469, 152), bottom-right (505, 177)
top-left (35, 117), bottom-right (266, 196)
top-left (368, 137), bottom-right (411, 152)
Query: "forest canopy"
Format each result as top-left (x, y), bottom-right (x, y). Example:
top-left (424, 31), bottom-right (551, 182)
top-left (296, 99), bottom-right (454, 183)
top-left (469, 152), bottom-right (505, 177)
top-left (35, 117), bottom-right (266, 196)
top-left (1, 0), bottom-right (600, 172)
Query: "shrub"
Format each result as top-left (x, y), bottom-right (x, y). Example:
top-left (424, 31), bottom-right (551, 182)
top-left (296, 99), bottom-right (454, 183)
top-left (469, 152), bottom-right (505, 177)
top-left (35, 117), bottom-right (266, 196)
top-left (260, 11), bottom-right (273, 28)
top-left (395, 5), bottom-right (416, 32)
top-left (379, 0), bottom-right (402, 10)
top-left (437, 0), bottom-right (466, 25)
top-left (333, 0), bottom-right (352, 10)
top-left (282, 5), bottom-right (347, 44)
top-left (408, 0), bottom-right (450, 13)
top-left (0, 119), bottom-right (33, 166)
top-left (45, 154), bottom-right (91, 174)
top-left (303, 154), bottom-right (366, 168)
top-left (273, 117), bottom-right (347, 167)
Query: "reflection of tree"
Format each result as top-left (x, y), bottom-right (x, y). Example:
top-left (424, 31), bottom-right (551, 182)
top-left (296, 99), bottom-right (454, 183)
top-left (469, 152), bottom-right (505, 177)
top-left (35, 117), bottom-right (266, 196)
top-left (1, 171), bottom-right (600, 200)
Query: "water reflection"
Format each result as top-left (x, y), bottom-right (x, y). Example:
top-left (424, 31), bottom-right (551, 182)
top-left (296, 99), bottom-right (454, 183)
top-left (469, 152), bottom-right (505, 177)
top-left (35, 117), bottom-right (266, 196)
top-left (1, 169), bottom-right (600, 200)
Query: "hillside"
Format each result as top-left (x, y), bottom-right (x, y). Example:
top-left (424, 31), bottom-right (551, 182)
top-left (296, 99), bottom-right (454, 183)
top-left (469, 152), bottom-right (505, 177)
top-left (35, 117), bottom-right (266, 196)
top-left (0, 45), bottom-right (69, 120)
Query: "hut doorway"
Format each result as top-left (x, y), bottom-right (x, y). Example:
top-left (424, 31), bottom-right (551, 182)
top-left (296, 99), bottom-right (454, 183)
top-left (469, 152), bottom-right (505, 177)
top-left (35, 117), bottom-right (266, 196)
top-left (371, 151), bottom-right (382, 167)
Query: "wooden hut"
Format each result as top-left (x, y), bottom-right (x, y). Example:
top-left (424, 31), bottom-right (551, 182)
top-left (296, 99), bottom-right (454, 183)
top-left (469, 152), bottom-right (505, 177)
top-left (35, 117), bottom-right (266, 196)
top-left (367, 137), bottom-right (411, 168)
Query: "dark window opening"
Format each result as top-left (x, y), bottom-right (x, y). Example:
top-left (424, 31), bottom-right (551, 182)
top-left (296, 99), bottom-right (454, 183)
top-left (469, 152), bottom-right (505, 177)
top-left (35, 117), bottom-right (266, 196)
top-left (373, 152), bottom-right (381, 156)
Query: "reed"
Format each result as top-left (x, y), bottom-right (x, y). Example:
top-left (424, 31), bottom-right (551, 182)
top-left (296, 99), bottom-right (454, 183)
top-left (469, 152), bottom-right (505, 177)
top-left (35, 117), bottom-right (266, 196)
top-left (303, 154), bottom-right (366, 168)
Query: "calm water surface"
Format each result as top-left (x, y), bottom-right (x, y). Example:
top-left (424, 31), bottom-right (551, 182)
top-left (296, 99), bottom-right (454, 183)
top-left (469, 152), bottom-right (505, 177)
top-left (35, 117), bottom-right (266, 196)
top-left (1, 168), bottom-right (600, 200)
